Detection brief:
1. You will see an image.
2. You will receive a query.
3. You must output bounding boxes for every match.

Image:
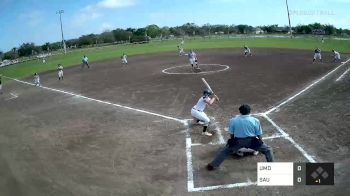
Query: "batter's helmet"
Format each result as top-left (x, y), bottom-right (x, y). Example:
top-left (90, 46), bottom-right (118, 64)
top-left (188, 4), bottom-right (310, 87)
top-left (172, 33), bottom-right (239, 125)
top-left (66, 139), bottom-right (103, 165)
top-left (203, 89), bottom-right (213, 96)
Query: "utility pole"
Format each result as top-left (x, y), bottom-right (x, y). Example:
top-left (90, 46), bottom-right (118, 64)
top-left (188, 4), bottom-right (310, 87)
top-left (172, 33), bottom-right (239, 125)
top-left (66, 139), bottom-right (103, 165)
top-left (285, 0), bottom-right (292, 38)
top-left (56, 10), bottom-right (67, 54)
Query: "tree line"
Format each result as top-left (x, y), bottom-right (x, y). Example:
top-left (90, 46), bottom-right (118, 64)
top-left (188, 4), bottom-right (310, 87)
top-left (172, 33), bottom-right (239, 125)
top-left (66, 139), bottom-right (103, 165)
top-left (1, 23), bottom-right (349, 60)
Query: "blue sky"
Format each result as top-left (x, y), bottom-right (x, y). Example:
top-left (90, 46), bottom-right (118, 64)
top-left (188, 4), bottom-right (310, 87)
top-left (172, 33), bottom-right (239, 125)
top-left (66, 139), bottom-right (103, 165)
top-left (0, 0), bottom-right (349, 52)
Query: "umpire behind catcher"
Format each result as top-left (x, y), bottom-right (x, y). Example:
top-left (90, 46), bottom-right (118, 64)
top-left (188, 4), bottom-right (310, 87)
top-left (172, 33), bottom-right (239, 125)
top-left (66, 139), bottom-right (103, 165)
top-left (207, 104), bottom-right (274, 171)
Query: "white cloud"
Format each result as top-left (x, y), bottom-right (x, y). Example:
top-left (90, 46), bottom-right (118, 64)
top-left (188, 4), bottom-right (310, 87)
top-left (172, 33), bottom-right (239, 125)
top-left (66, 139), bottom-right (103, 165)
top-left (71, 11), bottom-right (102, 27)
top-left (97, 0), bottom-right (136, 8)
top-left (71, 0), bottom-right (136, 28)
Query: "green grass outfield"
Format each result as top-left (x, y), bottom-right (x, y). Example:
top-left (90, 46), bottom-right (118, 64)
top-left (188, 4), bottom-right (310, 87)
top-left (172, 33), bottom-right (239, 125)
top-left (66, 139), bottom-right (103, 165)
top-left (1, 37), bottom-right (350, 80)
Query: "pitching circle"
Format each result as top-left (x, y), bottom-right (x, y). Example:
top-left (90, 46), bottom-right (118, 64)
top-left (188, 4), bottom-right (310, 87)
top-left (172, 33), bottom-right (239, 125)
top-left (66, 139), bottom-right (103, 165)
top-left (162, 64), bottom-right (230, 75)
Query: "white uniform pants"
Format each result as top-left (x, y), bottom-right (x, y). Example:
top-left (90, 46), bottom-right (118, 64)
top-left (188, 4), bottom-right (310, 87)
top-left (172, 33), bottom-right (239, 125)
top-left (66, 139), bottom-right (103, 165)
top-left (314, 53), bottom-right (322, 60)
top-left (122, 58), bottom-right (127, 64)
top-left (58, 70), bottom-right (63, 78)
top-left (191, 108), bottom-right (210, 126)
top-left (189, 58), bottom-right (197, 66)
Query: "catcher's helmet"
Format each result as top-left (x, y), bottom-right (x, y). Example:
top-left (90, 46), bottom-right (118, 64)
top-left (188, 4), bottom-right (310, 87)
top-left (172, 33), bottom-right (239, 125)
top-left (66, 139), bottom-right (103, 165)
top-left (203, 89), bottom-right (213, 96)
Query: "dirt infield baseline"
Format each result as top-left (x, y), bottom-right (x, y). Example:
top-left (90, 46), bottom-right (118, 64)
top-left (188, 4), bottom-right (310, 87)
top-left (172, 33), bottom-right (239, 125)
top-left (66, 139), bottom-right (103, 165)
top-left (1, 48), bottom-right (349, 195)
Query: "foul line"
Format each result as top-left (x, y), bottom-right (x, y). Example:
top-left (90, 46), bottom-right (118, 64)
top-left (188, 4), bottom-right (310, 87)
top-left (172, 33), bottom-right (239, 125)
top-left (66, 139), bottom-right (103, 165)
top-left (336, 66), bottom-right (350, 82)
top-left (265, 58), bottom-right (350, 114)
top-left (3, 76), bottom-right (185, 124)
top-left (261, 114), bottom-right (316, 163)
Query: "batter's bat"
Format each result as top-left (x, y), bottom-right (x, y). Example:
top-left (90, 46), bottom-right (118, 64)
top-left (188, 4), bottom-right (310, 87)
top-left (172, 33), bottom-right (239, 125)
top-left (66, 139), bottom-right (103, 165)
top-left (201, 78), bottom-right (220, 101)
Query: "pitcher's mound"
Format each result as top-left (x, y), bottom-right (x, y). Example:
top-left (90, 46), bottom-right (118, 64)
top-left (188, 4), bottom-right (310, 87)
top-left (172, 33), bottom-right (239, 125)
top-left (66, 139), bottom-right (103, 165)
top-left (162, 64), bottom-right (230, 75)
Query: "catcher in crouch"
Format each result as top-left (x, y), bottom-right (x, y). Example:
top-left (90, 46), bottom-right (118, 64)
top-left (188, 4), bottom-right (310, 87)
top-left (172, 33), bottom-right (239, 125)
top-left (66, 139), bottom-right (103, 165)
top-left (191, 89), bottom-right (219, 136)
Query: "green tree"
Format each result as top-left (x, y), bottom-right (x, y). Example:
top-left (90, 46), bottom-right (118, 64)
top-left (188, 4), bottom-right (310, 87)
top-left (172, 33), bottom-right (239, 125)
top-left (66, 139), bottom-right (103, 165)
top-left (324, 24), bottom-right (336, 35)
top-left (236, 24), bottom-right (253, 34)
top-left (160, 26), bottom-right (170, 38)
top-left (146, 24), bottom-right (161, 38)
top-left (18, 43), bottom-right (39, 57)
top-left (133, 28), bottom-right (146, 36)
top-left (99, 31), bottom-right (115, 43)
top-left (4, 48), bottom-right (18, 60)
top-left (78, 34), bottom-right (97, 46)
top-left (112, 28), bottom-right (131, 41)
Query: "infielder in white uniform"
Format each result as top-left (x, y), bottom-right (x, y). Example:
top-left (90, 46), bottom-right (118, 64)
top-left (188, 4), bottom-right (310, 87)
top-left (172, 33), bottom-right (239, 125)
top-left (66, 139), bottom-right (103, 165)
top-left (244, 46), bottom-right (252, 57)
top-left (191, 89), bottom-right (218, 136)
top-left (177, 46), bottom-right (185, 56)
top-left (33, 73), bottom-right (41, 86)
top-left (57, 64), bottom-right (64, 80)
top-left (332, 50), bottom-right (341, 62)
top-left (313, 48), bottom-right (322, 63)
top-left (82, 55), bottom-right (90, 68)
top-left (188, 49), bottom-right (199, 69)
top-left (121, 53), bottom-right (128, 64)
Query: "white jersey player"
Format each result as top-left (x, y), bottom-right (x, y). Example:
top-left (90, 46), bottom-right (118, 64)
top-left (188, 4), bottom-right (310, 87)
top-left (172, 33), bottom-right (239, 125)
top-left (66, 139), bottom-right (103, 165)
top-left (177, 46), bottom-right (185, 56)
top-left (121, 53), bottom-right (128, 64)
top-left (33, 73), bottom-right (41, 86)
top-left (332, 50), bottom-right (341, 62)
top-left (191, 89), bottom-right (218, 136)
top-left (244, 46), bottom-right (252, 57)
top-left (57, 64), bottom-right (64, 80)
top-left (82, 55), bottom-right (90, 68)
top-left (313, 48), bottom-right (322, 63)
top-left (188, 49), bottom-right (199, 69)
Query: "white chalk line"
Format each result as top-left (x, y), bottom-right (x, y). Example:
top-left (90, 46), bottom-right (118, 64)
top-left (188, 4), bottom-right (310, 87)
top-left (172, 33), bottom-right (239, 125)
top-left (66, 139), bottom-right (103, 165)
top-left (210, 117), bottom-right (225, 145)
top-left (4, 76), bottom-right (185, 123)
top-left (8, 57), bottom-right (338, 193)
top-left (162, 64), bottom-right (230, 75)
top-left (184, 119), bottom-right (257, 192)
top-left (183, 120), bottom-right (196, 191)
top-left (265, 58), bottom-right (350, 114)
top-left (335, 66), bottom-right (350, 82)
top-left (5, 92), bottom-right (18, 101)
top-left (189, 181), bottom-right (257, 192)
top-left (261, 114), bottom-right (316, 163)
